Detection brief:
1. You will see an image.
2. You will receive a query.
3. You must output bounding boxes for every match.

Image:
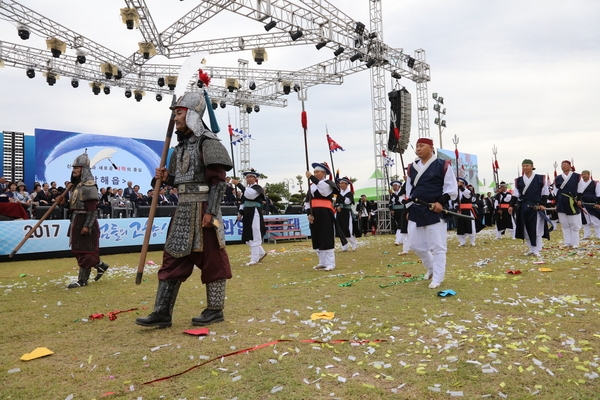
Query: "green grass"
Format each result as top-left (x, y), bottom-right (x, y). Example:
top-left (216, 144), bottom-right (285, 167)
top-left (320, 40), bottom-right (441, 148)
top-left (1, 229), bottom-right (599, 399)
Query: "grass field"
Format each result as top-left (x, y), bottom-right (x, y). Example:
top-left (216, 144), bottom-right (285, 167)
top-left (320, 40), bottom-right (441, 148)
top-left (1, 228), bottom-right (599, 399)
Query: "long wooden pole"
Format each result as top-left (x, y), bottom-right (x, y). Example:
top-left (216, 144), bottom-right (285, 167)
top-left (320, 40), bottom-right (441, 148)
top-left (135, 95), bottom-right (175, 285)
top-left (10, 184), bottom-right (72, 257)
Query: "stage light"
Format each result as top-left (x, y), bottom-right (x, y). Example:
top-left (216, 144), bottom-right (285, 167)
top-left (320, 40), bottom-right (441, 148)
top-left (104, 86), bottom-right (110, 95)
top-left (220, 100), bottom-right (226, 109)
top-left (92, 86), bottom-right (101, 95)
top-left (365, 58), bottom-right (376, 68)
top-left (76, 55), bottom-right (86, 64)
top-left (114, 70), bottom-right (122, 80)
top-left (246, 105), bottom-right (252, 114)
top-left (17, 25), bottom-right (29, 40)
top-left (156, 93), bottom-right (162, 102)
top-left (157, 77), bottom-right (165, 87)
top-left (290, 30), bottom-right (303, 41)
top-left (391, 71), bottom-right (402, 80)
top-left (293, 83), bottom-right (301, 92)
top-left (45, 72), bottom-right (58, 86)
top-left (283, 83), bottom-right (291, 95)
top-left (254, 105), bottom-right (260, 113)
top-left (101, 63), bottom-right (116, 79)
top-left (138, 42), bottom-right (156, 60)
top-left (125, 89), bottom-right (132, 98)
top-left (212, 101), bottom-right (218, 110)
top-left (197, 79), bottom-right (204, 88)
top-left (46, 38), bottom-right (66, 58)
top-left (225, 78), bottom-right (239, 92)
top-left (315, 40), bottom-right (328, 50)
top-left (252, 48), bottom-right (267, 65)
top-left (333, 46), bottom-right (344, 57)
top-left (407, 56), bottom-right (415, 68)
top-left (71, 79), bottom-right (79, 88)
top-left (350, 53), bottom-right (362, 62)
top-left (249, 81), bottom-right (256, 90)
top-left (26, 68), bottom-right (35, 79)
top-left (134, 90), bottom-right (144, 102)
top-left (264, 20), bottom-right (276, 31)
top-left (120, 8), bottom-right (139, 30)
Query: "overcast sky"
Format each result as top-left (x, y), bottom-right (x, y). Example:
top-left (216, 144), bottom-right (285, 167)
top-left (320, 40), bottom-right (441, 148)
top-left (1, 0), bottom-right (599, 191)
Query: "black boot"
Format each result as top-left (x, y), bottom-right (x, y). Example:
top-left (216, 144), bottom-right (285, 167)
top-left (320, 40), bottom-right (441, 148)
top-left (94, 261), bottom-right (109, 281)
top-left (135, 280), bottom-right (181, 328)
top-left (67, 268), bottom-right (91, 289)
top-left (191, 279), bottom-right (226, 326)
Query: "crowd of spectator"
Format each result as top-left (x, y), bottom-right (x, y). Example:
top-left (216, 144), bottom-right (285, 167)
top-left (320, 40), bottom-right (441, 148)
top-left (0, 176), bottom-right (277, 220)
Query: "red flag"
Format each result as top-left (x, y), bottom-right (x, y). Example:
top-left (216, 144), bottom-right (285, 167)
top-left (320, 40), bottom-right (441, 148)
top-left (495, 160), bottom-right (499, 169)
top-left (327, 134), bottom-right (344, 152)
top-left (393, 127), bottom-right (400, 140)
top-left (228, 124), bottom-right (233, 136)
top-left (198, 69), bottom-right (211, 87)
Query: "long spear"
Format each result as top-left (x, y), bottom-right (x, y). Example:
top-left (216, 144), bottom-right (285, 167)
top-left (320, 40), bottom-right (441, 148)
top-left (227, 114), bottom-right (237, 179)
top-left (452, 134), bottom-right (460, 179)
top-left (136, 52), bottom-right (208, 285)
top-left (10, 184), bottom-right (72, 257)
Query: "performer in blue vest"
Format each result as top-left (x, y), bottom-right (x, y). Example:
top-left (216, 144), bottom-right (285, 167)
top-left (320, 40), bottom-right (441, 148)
top-left (388, 180), bottom-right (409, 255)
top-left (553, 160), bottom-right (581, 248)
top-left (577, 170), bottom-right (600, 240)
top-left (405, 137), bottom-right (458, 289)
top-left (509, 159), bottom-right (550, 257)
top-left (494, 182), bottom-right (516, 239)
top-left (305, 162), bottom-right (339, 271)
top-left (235, 169), bottom-right (267, 266)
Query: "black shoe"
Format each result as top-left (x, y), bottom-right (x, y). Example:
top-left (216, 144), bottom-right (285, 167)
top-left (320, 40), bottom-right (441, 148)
top-left (135, 312), bottom-right (172, 328)
top-left (67, 280), bottom-right (88, 289)
top-left (191, 309), bottom-right (224, 326)
top-left (94, 261), bottom-right (109, 281)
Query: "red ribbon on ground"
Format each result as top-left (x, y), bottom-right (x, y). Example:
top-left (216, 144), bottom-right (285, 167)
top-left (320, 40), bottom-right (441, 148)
top-left (143, 338), bottom-right (386, 385)
top-left (89, 308), bottom-right (138, 322)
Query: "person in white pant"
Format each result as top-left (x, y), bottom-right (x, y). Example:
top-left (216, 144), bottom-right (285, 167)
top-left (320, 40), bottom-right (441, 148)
top-left (235, 169), bottom-right (267, 266)
top-left (305, 162), bottom-right (339, 271)
top-left (405, 137), bottom-right (458, 289)
top-left (578, 170), bottom-right (600, 240)
top-left (388, 180), bottom-right (409, 255)
top-left (510, 159), bottom-right (551, 257)
top-left (553, 160), bottom-right (582, 248)
top-left (494, 182), bottom-right (516, 239)
top-left (455, 178), bottom-right (478, 246)
top-left (335, 177), bottom-right (358, 252)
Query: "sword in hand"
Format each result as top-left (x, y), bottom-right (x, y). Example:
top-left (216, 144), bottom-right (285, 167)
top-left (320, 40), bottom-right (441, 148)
top-left (413, 198), bottom-right (475, 220)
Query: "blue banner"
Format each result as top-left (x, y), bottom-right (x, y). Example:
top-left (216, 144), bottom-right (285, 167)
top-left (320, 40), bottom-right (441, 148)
top-left (0, 215), bottom-right (310, 256)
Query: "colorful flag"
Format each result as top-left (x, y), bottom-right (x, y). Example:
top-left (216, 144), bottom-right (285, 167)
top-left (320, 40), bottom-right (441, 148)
top-left (382, 150), bottom-right (394, 167)
top-left (327, 134), bottom-right (344, 152)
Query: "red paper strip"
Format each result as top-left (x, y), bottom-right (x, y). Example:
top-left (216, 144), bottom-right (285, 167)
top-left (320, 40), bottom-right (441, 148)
top-left (506, 270), bottom-right (522, 275)
top-left (143, 338), bottom-right (385, 385)
top-left (183, 328), bottom-right (210, 336)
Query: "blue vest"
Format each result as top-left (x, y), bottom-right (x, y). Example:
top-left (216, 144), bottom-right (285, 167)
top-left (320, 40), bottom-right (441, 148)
top-left (555, 173), bottom-right (580, 215)
top-left (515, 174), bottom-right (544, 206)
top-left (407, 159), bottom-right (449, 227)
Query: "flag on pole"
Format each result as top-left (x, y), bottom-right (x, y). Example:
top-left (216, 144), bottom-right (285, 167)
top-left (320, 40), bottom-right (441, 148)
top-left (382, 150), bottom-right (394, 167)
top-left (326, 134), bottom-right (344, 152)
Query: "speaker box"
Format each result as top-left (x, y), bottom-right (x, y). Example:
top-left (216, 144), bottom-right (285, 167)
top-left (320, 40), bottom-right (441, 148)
top-left (156, 205), bottom-right (177, 217)
top-left (220, 205), bottom-right (239, 216)
top-left (284, 205), bottom-right (304, 215)
top-left (136, 206), bottom-right (150, 217)
top-left (387, 88), bottom-right (411, 154)
top-left (35, 206), bottom-right (63, 220)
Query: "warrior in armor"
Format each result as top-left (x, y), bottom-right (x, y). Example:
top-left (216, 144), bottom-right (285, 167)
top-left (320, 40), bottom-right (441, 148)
top-left (234, 169), bottom-right (267, 266)
top-left (135, 91), bottom-right (233, 329)
top-left (64, 152), bottom-right (109, 288)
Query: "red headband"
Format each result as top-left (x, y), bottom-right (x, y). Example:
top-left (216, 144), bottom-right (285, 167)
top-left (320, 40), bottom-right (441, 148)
top-left (416, 137), bottom-right (433, 146)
